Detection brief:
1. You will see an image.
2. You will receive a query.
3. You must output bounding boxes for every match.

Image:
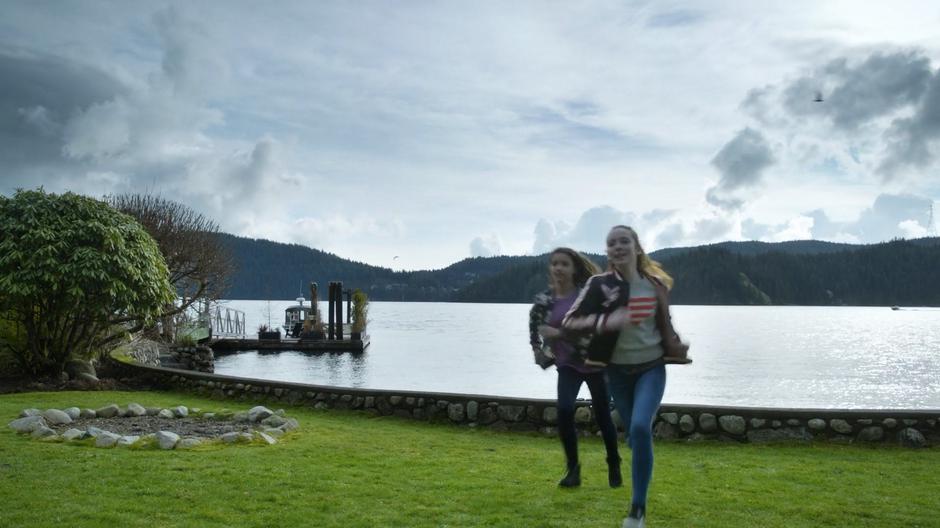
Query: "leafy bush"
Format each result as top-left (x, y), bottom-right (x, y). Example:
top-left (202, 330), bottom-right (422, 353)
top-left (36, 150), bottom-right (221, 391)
top-left (0, 189), bottom-right (175, 376)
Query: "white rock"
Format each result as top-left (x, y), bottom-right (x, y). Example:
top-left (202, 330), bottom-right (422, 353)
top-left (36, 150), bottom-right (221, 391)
top-left (177, 438), bottom-right (204, 450)
top-left (145, 407), bottom-right (162, 416)
top-left (280, 418), bottom-right (299, 432)
top-left (19, 408), bottom-right (42, 418)
top-left (156, 431), bottom-right (180, 450)
top-left (95, 432), bottom-right (121, 448)
top-left (64, 407), bottom-right (81, 420)
top-left (221, 432), bottom-right (242, 444)
top-left (256, 432), bottom-right (277, 445)
top-left (157, 409), bottom-right (175, 419)
top-left (126, 403), bottom-right (147, 417)
top-left (62, 429), bottom-right (86, 441)
top-left (86, 426), bottom-right (106, 438)
top-left (172, 406), bottom-right (189, 418)
top-left (117, 436), bottom-right (140, 447)
top-left (95, 404), bottom-right (120, 418)
top-left (31, 426), bottom-right (57, 438)
top-left (42, 409), bottom-right (72, 425)
top-left (263, 427), bottom-right (284, 438)
top-left (79, 408), bottom-right (96, 419)
top-left (248, 406), bottom-right (274, 422)
top-left (9, 415), bottom-right (47, 434)
top-left (95, 431), bottom-right (121, 447)
top-left (260, 415), bottom-right (287, 428)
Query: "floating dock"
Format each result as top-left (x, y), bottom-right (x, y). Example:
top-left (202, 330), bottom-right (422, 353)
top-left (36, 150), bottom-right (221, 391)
top-left (211, 335), bottom-right (369, 353)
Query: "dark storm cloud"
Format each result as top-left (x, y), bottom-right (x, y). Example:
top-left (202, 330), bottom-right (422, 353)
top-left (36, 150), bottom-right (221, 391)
top-left (783, 52), bottom-right (932, 130)
top-left (878, 69), bottom-right (940, 177)
top-left (707, 127), bottom-right (774, 210)
top-left (0, 50), bottom-right (125, 186)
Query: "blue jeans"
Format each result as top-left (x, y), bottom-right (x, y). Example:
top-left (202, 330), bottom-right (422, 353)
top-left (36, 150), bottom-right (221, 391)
top-left (606, 363), bottom-right (666, 508)
top-left (557, 366), bottom-right (620, 467)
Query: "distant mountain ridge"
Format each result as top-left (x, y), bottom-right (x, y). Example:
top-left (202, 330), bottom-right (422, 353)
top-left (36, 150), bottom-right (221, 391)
top-left (219, 234), bottom-right (940, 306)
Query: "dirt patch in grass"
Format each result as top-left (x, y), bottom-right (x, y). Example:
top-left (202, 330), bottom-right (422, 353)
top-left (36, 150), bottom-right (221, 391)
top-left (49, 415), bottom-right (259, 437)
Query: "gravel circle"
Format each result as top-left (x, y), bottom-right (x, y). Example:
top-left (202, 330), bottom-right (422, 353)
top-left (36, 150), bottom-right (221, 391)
top-left (50, 416), bottom-right (259, 437)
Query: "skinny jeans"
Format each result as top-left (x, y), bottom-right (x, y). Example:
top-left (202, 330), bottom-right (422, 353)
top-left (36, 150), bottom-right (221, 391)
top-left (606, 363), bottom-right (666, 509)
top-left (556, 366), bottom-right (620, 467)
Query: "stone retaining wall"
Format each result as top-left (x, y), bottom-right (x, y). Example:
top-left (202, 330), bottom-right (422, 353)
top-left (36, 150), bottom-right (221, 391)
top-left (109, 355), bottom-right (939, 448)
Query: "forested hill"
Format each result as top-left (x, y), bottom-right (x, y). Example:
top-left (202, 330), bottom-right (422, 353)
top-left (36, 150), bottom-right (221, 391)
top-left (219, 234), bottom-right (940, 306)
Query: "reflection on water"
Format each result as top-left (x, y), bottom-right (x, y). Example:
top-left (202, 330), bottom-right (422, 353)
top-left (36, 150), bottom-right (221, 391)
top-left (213, 301), bottom-right (940, 409)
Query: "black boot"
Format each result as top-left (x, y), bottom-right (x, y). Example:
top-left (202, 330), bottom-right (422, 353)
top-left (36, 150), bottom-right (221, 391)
top-left (558, 463), bottom-right (581, 488)
top-left (607, 456), bottom-right (623, 488)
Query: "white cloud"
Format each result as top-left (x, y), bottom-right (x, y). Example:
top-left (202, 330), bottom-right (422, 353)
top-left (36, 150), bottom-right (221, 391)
top-left (470, 234), bottom-right (503, 258)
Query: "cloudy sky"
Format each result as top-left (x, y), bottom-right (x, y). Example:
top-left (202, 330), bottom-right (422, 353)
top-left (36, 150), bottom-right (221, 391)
top-left (2, 1), bottom-right (940, 270)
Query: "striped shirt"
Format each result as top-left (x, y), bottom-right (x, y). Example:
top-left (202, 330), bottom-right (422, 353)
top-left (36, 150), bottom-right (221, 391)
top-left (610, 277), bottom-right (664, 365)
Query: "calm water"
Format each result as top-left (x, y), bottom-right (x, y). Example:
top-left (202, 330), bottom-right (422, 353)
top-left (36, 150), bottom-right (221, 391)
top-left (212, 301), bottom-right (940, 410)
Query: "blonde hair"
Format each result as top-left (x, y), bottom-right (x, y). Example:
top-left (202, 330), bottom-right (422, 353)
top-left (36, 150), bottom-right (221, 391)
top-left (609, 225), bottom-right (674, 290)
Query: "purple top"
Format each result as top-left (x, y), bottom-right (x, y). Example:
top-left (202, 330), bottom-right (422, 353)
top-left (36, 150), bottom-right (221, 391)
top-left (549, 290), bottom-right (603, 374)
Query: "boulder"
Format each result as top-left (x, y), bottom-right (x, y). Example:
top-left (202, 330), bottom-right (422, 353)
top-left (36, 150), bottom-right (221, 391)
top-left (178, 438), bottom-right (204, 450)
top-left (31, 426), bottom-right (57, 439)
top-left (699, 413), bottom-right (718, 433)
top-left (467, 401), bottom-right (479, 422)
top-left (660, 412), bottom-right (679, 425)
top-left (749, 418), bottom-right (767, 429)
top-left (897, 428), bottom-right (927, 448)
top-left (157, 409), bottom-right (175, 419)
top-left (117, 436), bottom-right (140, 447)
top-left (86, 426), bottom-right (106, 438)
top-left (829, 419), bottom-right (853, 434)
top-left (171, 406), bottom-right (189, 418)
top-left (248, 406), bottom-right (274, 423)
top-left (260, 415), bottom-right (288, 428)
top-left (679, 414), bottom-right (696, 434)
top-left (77, 373), bottom-right (100, 384)
top-left (280, 418), bottom-right (299, 432)
top-left (807, 419), bottom-right (826, 431)
top-left (718, 415), bottom-right (746, 435)
top-left (64, 407), bottom-right (81, 420)
top-left (856, 426), bottom-right (884, 443)
top-left (256, 432), bottom-right (277, 445)
top-left (542, 407), bottom-right (558, 425)
top-left (95, 404), bottom-right (121, 418)
top-left (447, 403), bottom-right (465, 422)
top-left (95, 432), bottom-right (121, 448)
top-left (574, 407), bottom-right (592, 424)
top-left (747, 427), bottom-right (812, 443)
top-left (62, 429), bottom-right (86, 441)
top-left (653, 421), bottom-right (678, 440)
top-left (42, 409), bottom-right (72, 425)
top-left (497, 405), bottom-right (526, 423)
top-left (221, 432), bottom-right (242, 444)
top-left (9, 416), bottom-right (47, 434)
top-left (79, 409), bottom-right (96, 419)
top-left (156, 431), bottom-right (180, 450)
top-left (19, 408), bottom-right (42, 418)
top-left (126, 403), bottom-right (147, 417)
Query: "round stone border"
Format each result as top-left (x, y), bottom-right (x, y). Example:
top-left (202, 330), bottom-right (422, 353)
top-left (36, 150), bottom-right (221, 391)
top-left (7, 403), bottom-right (298, 449)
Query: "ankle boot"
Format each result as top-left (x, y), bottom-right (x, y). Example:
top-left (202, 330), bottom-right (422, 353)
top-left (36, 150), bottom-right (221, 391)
top-left (607, 456), bottom-right (623, 488)
top-left (558, 463), bottom-right (581, 487)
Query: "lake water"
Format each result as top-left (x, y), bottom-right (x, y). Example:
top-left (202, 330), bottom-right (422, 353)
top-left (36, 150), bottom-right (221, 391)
top-left (212, 301), bottom-right (940, 410)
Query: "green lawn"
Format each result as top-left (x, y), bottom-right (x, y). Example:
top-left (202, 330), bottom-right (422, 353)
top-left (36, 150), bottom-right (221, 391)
top-left (1, 391), bottom-right (938, 528)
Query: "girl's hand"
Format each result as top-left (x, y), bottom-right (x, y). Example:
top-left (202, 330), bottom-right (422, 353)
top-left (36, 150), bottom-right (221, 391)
top-left (537, 325), bottom-right (562, 339)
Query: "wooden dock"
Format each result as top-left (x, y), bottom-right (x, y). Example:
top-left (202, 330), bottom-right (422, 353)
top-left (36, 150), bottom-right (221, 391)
top-left (211, 334), bottom-right (370, 353)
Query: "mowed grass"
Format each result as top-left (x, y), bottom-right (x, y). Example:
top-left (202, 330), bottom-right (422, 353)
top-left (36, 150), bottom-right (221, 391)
top-left (1, 391), bottom-right (938, 528)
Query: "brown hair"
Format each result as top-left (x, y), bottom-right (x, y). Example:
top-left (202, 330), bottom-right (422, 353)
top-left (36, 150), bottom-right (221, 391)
top-left (549, 247), bottom-right (600, 290)
top-left (608, 225), bottom-right (674, 290)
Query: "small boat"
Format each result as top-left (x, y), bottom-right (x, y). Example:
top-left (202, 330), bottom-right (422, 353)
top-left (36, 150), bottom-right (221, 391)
top-left (283, 297), bottom-right (312, 337)
top-left (891, 306), bottom-right (900, 311)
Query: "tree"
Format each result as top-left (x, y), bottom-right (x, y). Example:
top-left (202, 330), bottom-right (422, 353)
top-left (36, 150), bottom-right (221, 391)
top-left (107, 194), bottom-right (234, 338)
top-left (0, 189), bottom-right (175, 376)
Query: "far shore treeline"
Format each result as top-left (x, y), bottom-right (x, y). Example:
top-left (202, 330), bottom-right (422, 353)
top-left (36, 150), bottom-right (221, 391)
top-left (220, 234), bottom-right (940, 306)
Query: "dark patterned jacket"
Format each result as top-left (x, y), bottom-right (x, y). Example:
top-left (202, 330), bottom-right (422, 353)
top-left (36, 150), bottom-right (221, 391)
top-left (562, 270), bottom-right (682, 365)
top-left (528, 289), bottom-right (591, 366)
